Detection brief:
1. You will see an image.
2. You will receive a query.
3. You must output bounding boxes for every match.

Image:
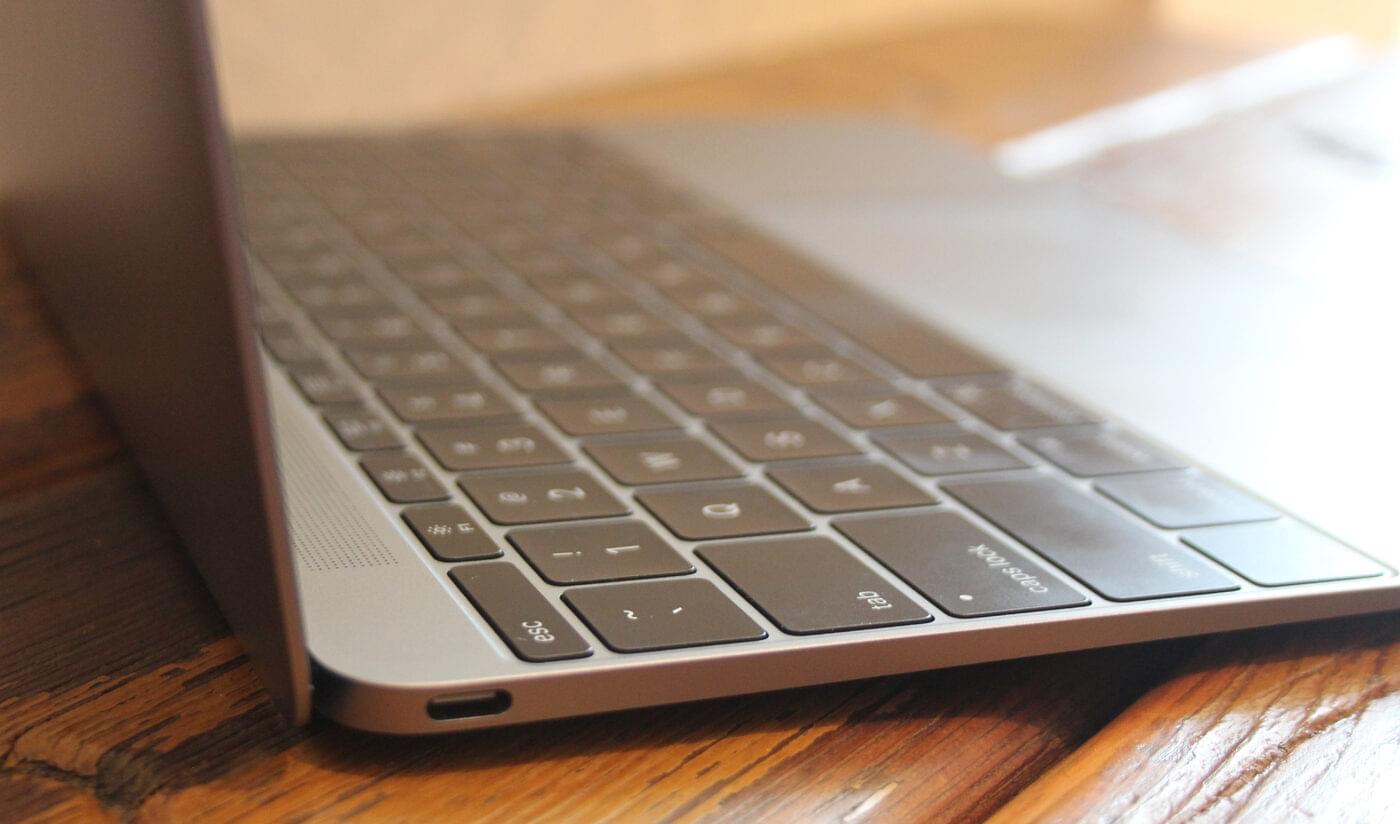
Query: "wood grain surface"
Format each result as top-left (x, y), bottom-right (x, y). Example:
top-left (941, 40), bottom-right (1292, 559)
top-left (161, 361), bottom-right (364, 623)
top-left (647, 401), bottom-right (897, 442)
top-left (3, 13), bottom-right (1398, 824)
top-left (989, 616), bottom-right (1400, 823)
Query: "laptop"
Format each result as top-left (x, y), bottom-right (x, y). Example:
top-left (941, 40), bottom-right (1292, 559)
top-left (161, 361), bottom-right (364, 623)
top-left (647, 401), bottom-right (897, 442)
top-left (2, 1), bottom-right (1396, 734)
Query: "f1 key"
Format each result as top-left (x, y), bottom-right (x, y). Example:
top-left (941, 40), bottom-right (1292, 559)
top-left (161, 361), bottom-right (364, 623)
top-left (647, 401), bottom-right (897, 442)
top-left (404, 504), bottom-right (499, 561)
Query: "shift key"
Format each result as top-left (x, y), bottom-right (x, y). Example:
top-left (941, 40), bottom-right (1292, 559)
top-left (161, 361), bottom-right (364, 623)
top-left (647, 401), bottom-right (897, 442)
top-left (945, 478), bottom-right (1238, 601)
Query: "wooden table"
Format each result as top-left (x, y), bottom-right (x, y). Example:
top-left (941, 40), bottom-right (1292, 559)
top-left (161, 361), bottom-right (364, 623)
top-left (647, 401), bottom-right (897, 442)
top-left (3, 14), bottom-right (1397, 823)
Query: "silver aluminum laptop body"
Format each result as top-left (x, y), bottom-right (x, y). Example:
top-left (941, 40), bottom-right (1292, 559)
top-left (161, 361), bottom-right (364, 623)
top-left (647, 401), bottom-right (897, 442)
top-left (3, 1), bottom-right (1397, 734)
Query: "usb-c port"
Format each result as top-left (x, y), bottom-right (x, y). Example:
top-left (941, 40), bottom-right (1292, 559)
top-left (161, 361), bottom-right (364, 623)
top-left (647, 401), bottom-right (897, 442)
top-left (427, 690), bottom-right (512, 720)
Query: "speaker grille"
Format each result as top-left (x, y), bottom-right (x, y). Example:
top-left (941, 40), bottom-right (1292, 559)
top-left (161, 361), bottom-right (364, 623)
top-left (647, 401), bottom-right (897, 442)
top-left (279, 428), bottom-right (399, 572)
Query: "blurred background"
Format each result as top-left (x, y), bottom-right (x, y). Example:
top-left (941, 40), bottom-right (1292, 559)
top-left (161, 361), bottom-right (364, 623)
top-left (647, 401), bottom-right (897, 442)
top-left (207, 0), bottom-right (1397, 133)
top-left (206, 0), bottom-right (1397, 283)
top-left (208, 0), bottom-right (1397, 551)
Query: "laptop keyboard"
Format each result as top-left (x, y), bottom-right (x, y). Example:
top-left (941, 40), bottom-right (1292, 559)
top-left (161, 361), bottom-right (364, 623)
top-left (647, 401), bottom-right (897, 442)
top-left (236, 132), bottom-right (1386, 660)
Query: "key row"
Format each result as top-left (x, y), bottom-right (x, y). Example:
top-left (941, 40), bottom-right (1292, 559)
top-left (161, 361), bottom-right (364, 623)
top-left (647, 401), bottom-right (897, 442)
top-left (251, 151), bottom-right (1112, 442)
top-left (263, 266), bottom-right (1115, 448)
top-left (364, 436), bottom-right (1383, 594)
top-left (444, 504), bottom-right (1082, 662)
top-left (444, 490), bottom-right (1384, 662)
top-left (361, 438), bottom-right (1321, 562)
top-left (324, 378), bottom-right (1172, 486)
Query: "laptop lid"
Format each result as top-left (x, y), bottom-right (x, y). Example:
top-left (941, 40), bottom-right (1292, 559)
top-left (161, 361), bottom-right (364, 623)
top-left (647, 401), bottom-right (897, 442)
top-left (0, 1), bottom-right (310, 722)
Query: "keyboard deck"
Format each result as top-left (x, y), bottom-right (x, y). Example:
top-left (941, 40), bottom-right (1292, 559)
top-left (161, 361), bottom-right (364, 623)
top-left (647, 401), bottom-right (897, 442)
top-left (237, 132), bottom-right (1388, 662)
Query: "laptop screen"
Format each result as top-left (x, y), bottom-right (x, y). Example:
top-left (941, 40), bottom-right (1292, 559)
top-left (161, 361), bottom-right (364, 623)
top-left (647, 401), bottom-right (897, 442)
top-left (0, 0), bottom-right (309, 721)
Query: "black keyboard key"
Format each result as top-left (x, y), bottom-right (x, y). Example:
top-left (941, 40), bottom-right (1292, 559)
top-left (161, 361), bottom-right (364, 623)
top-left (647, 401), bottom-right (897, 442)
top-left (873, 429), bottom-right (1028, 476)
top-left (709, 319), bottom-right (825, 353)
top-left (496, 357), bottom-right (625, 394)
top-left (591, 229), bottom-right (657, 263)
top-left (344, 346), bottom-right (468, 384)
top-left (341, 211), bottom-right (415, 241)
top-left (460, 470), bottom-right (629, 525)
top-left (700, 537), bottom-right (931, 634)
top-left (360, 453), bottom-right (449, 503)
top-left (500, 247), bottom-right (573, 280)
top-left (429, 290), bottom-right (532, 327)
top-left (1095, 471), bottom-right (1279, 528)
top-left (383, 250), bottom-right (470, 278)
top-left (703, 235), bottom-right (1002, 378)
top-left (509, 520), bottom-right (693, 584)
top-left (261, 249), bottom-right (357, 280)
top-left (768, 461), bottom-right (934, 513)
top-left (945, 478), bottom-right (1239, 601)
top-left (939, 378), bottom-right (1099, 431)
top-left (324, 408), bottom-right (401, 451)
top-left (403, 504), bottom-right (499, 561)
top-left (637, 483), bottom-right (811, 540)
top-left (261, 324), bottom-right (320, 364)
top-left (253, 299), bottom-right (290, 326)
top-left (709, 417), bottom-right (859, 462)
top-left (418, 423), bottom-right (570, 471)
top-left (586, 436), bottom-right (742, 485)
top-left (379, 384), bottom-right (514, 423)
top-left (392, 257), bottom-right (484, 292)
top-left (536, 394), bottom-right (679, 436)
top-left (658, 377), bottom-right (794, 419)
top-left (1181, 521), bottom-right (1386, 586)
top-left (316, 312), bottom-right (426, 346)
top-left (757, 353), bottom-right (880, 387)
top-left (672, 287), bottom-right (767, 320)
top-left (367, 232), bottom-right (450, 259)
top-left (538, 277), bottom-right (633, 311)
top-left (403, 269), bottom-right (488, 297)
top-left (810, 387), bottom-right (952, 429)
top-left (835, 510), bottom-right (1088, 617)
top-left (478, 226), bottom-right (543, 257)
top-left (611, 341), bottom-right (729, 378)
top-left (450, 563), bottom-right (592, 662)
top-left (630, 258), bottom-right (720, 291)
top-left (572, 309), bottom-right (674, 341)
top-left (459, 322), bottom-right (574, 358)
top-left (289, 364), bottom-right (359, 404)
top-left (250, 220), bottom-right (328, 251)
top-left (1020, 428), bottom-right (1182, 477)
top-left (287, 280), bottom-right (389, 313)
top-left (563, 579), bottom-right (766, 652)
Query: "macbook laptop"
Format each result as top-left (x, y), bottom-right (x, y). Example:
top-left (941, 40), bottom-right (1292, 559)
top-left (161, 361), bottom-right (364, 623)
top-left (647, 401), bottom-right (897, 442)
top-left (2, 1), bottom-right (1396, 734)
